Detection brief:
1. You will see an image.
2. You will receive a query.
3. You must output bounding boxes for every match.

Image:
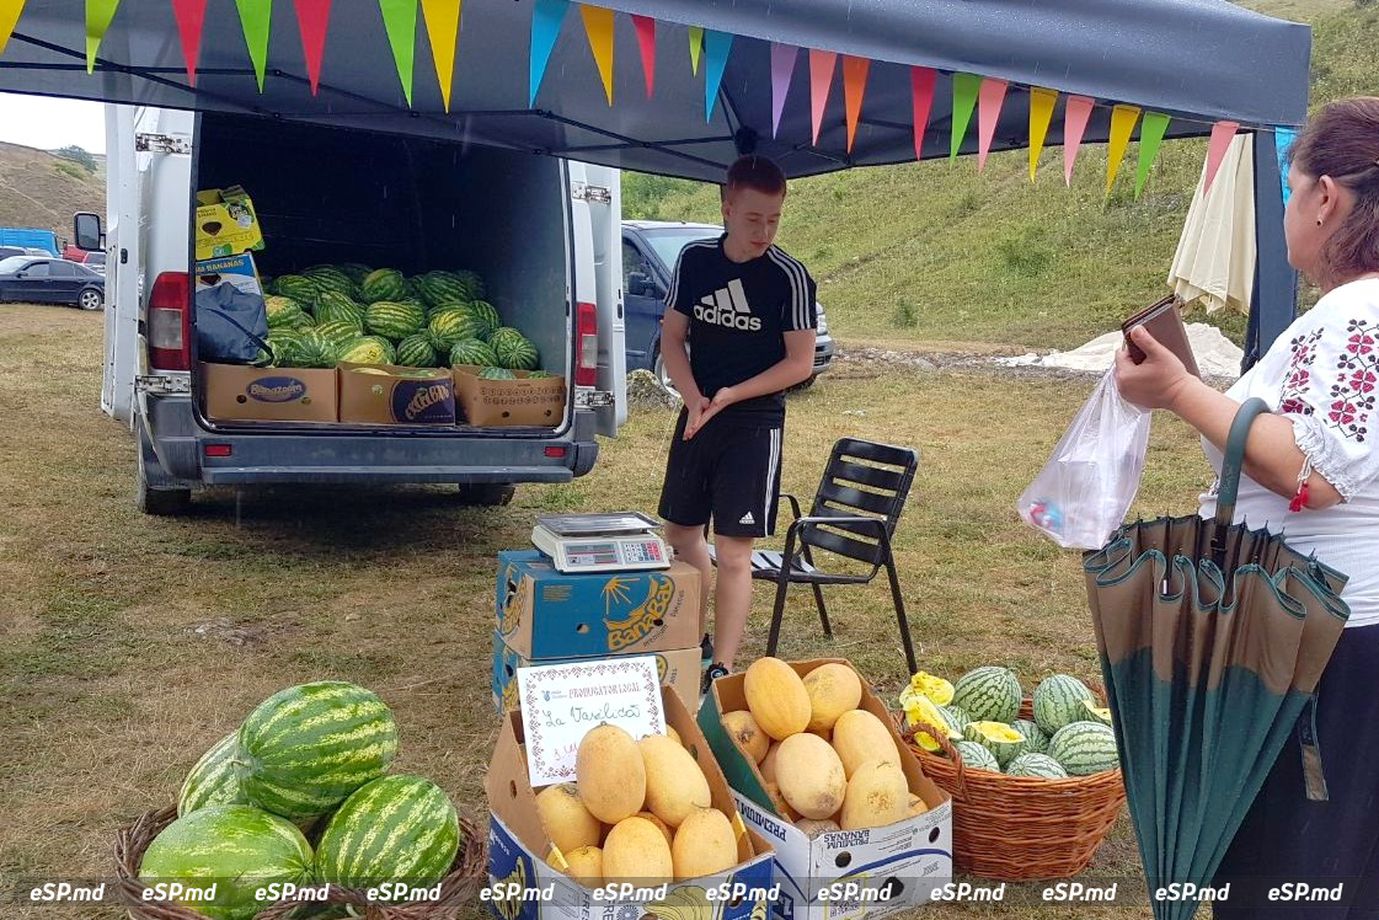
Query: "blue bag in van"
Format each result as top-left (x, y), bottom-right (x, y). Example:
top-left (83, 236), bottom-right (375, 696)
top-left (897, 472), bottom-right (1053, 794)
top-left (196, 281), bottom-right (270, 364)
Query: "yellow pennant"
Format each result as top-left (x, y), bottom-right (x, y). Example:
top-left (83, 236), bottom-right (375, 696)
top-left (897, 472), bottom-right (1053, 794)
top-left (1028, 87), bottom-right (1057, 182)
top-left (0, 0), bottom-right (26, 57)
top-left (421, 0), bottom-right (462, 112)
top-left (579, 4), bottom-right (614, 105)
top-left (689, 25), bottom-right (703, 75)
top-left (1106, 104), bottom-right (1141, 196)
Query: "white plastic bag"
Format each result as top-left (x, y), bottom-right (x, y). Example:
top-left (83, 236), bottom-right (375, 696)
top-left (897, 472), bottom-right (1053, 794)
top-left (1017, 368), bottom-right (1152, 550)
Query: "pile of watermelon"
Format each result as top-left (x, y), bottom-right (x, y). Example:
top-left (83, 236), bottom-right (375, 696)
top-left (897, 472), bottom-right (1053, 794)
top-left (139, 681), bottom-right (461, 919)
top-left (898, 667), bottom-right (1119, 779)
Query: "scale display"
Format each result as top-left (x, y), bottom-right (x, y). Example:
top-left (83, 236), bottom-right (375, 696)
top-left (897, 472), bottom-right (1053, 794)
top-left (530, 512), bottom-right (671, 573)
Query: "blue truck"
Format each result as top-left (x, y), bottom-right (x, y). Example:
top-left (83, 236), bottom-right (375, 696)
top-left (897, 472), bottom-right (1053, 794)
top-left (0, 228), bottom-right (60, 257)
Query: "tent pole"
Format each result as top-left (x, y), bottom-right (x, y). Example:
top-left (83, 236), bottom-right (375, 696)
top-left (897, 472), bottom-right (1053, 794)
top-left (1246, 128), bottom-right (1298, 373)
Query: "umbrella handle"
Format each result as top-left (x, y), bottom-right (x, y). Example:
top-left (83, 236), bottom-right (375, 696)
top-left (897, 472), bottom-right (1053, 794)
top-left (1212, 397), bottom-right (1273, 566)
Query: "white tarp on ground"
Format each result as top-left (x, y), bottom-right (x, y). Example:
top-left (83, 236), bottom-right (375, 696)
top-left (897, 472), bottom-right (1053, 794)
top-left (996, 323), bottom-right (1244, 379)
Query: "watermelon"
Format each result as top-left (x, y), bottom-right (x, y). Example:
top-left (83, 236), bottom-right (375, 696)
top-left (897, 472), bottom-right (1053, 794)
top-left (290, 328), bottom-right (338, 369)
top-left (938, 705), bottom-right (971, 737)
top-left (427, 307), bottom-right (484, 351)
top-left (952, 740), bottom-right (1000, 772)
top-left (264, 295), bottom-right (307, 329)
top-left (526, 371), bottom-right (555, 379)
top-left (453, 270), bottom-right (485, 300)
top-left (366, 301), bottom-right (426, 340)
top-left (314, 320), bottom-right (366, 351)
top-left (275, 275), bottom-right (319, 306)
top-left (139, 804), bottom-right (313, 920)
top-left (266, 329), bottom-right (306, 366)
top-left (303, 268), bottom-right (358, 300)
top-left (336, 263), bottom-right (373, 284)
top-left (361, 268), bottom-right (410, 304)
top-left (489, 328), bottom-right (539, 370)
top-left (467, 300), bottom-right (501, 339)
top-left (314, 291), bottom-right (368, 328)
top-left (478, 366), bottom-right (517, 380)
top-left (1049, 721), bottom-right (1119, 776)
top-left (963, 721), bottom-right (1028, 767)
top-left (396, 334), bottom-right (439, 368)
top-left (236, 681), bottom-right (399, 820)
top-left (1011, 718), bottom-right (1050, 755)
top-left (951, 666), bottom-right (1023, 725)
top-left (1032, 675), bottom-right (1097, 735)
top-left (178, 733), bottom-right (248, 817)
top-left (1081, 700), bottom-right (1114, 727)
top-left (449, 339), bottom-right (498, 367)
top-left (413, 271), bottom-right (472, 307)
top-left (339, 336), bottom-right (397, 366)
top-left (1005, 752), bottom-right (1068, 779)
top-left (314, 775), bottom-right (460, 894)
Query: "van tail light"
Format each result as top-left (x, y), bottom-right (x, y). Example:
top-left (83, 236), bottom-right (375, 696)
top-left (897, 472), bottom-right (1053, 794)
top-left (148, 271), bottom-right (191, 371)
top-left (575, 301), bottom-right (598, 387)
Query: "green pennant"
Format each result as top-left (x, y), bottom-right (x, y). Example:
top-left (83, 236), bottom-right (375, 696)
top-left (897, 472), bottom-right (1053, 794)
top-left (85, 0), bottom-right (120, 73)
top-left (235, 0), bottom-right (272, 91)
top-left (950, 73), bottom-right (981, 161)
top-left (379, 0), bottom-right (418, 106)
top-left (1135, 111), bottom-right (1172, 198)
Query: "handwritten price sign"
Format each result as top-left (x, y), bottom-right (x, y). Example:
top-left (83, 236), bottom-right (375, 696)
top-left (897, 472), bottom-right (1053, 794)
top-left (518, 656), bottom-right (665, 786)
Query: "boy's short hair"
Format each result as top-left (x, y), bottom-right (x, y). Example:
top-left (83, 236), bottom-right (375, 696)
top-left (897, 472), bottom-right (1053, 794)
top-left (724, 155), bottom-right (788, 200)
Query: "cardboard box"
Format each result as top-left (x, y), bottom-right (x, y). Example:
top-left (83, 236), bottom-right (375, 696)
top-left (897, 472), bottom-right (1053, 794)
top-left (195, 186), bottom-right (265, 260)
top-left (201, 363), bottom-right (337, 422)
top-left (485, 684), bottom-right (777, 920)
top-left (698, 659), bottom-right (954, 920)
top-left (195, 253), bottom-right (263, 298)
top-left (338, 363), bottom-right (456, 425)
top-left (491, 632), bottom-right (701, 716)
top-left (496, 550), bottom-right (701, 659)
top-left (453, 365), bottom-right (566, 427)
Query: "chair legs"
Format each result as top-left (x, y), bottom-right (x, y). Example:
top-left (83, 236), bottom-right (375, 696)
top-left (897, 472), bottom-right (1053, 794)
top-left (765, 568), bottom-right (791, 658)
top-left (885, 551), bottom-right (918, 675)
top-left (811, 583), bottom-right (833, 638)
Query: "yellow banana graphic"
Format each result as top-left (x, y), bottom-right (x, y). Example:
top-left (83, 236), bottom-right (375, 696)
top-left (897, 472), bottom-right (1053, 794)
top-left (605, 576), bottom-right (675, 651)
top-left (642, 885), bottom-right (714, 920)
top-left (492, 858), bottom-right (529, 920)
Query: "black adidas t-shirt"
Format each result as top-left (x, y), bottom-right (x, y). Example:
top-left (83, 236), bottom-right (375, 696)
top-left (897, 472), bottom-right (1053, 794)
top-left (668, 235), bottom-right (817, 422)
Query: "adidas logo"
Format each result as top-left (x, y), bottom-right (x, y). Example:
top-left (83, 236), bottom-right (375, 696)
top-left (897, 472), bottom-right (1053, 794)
top-left (694, 278), bottom-right (763, 331)
top-left (739, 512), bottom-right (755, 525)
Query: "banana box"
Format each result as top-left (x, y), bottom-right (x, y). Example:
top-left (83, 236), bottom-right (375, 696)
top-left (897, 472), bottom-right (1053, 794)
top-left (495, 550), bottom-right (700, 659)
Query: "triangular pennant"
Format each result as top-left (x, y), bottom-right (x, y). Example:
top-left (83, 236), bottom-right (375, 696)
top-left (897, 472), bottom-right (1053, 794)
top-left (1276, 126), bottom-right (1298, 206)
top-left (0, 0), bottom-right (25, 58)
top-left (975, 77), bottom-right (1008, 172)
top-left (235, 0), bottom-right (272, 91)
top-left (949, 73), bottom-right (981, 160)
top-left (1028, 87), bottom-right (1057, 182)
top-left (842, 55), bottom-right (870, 154)
top-left (688, 25), bottom-right (703, 75)
top-left (1063, 95), bottom-right (1095, 185)
top-left (1205, 120), bottom-right (1240, 193)
top-left (85, 0), bottom-right (120, 73)
top-left (579, 5), bottom-right (614, 106)
top-left (808, 49), bottom-right (837, 146)
top-left (703, 30), bottom-right (732, 121)
top-left (380, 0), bottom-right (418, 106)
top-left (770, 43), bottom-right (798, 139)
top-left (170, 0), bottom-right (207, 85)
top-left (910, 66), bottom-right (937, 160)
top-left (1134, 111), bottom-right (1172, 198)
top-left (292, 0), bottom-right (332, 95)
top-left (1106, 104), bottom-right (1141, 195)
top-left (529, 0), bottom-right (568, 106)
top-left (632, 14), bottom-right (655, 98)
top-left (420, 0), bottom-right (461, 111)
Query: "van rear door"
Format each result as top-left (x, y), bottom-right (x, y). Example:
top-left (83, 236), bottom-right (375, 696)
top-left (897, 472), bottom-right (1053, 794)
top-left (568, 160), bottom-right (626, 436)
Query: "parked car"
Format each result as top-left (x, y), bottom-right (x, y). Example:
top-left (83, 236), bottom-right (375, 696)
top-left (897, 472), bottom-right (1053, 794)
top-left (621, 220), bottom-right (834, 392)
top-left (0, 256), bottom-right (105, 310)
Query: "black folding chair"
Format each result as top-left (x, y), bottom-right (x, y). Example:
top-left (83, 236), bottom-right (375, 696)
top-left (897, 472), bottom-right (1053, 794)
top-left (710, 437), bottom-right (920, 673)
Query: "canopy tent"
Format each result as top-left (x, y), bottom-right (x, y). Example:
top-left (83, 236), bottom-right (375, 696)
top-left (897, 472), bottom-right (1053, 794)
top-left (0, 0), bottom-right (1310, 363)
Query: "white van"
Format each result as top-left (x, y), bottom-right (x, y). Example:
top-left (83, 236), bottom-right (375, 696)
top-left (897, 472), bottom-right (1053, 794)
top-left (82, 106), bottom-right (626, 514)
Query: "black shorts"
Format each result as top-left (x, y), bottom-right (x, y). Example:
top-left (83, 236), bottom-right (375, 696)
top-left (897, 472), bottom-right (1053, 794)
top-left (658, 410), bottom-right (783, 539)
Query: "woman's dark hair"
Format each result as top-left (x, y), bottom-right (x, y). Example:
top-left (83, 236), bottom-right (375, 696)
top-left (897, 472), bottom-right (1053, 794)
top-left (1290, 96), bottom-right (1379, 278)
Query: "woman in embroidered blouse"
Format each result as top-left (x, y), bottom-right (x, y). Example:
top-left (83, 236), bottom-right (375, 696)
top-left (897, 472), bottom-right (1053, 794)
top-left (1117, 96), bottom-right (1379, 916)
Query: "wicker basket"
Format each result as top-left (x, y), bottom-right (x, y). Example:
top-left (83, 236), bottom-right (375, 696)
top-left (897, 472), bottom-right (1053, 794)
top-left (115, 804), bottom-right (488, 919)
top-left (900, 697), bottom-right (1127, 882)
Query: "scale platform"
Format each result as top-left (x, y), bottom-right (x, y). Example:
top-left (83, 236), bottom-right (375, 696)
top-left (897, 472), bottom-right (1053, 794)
top-left (530, 511), bottom-right (671, 574)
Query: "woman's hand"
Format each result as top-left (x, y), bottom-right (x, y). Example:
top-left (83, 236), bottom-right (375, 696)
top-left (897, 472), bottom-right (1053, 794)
top-left (1114, 325), bottom-right (1199, 411)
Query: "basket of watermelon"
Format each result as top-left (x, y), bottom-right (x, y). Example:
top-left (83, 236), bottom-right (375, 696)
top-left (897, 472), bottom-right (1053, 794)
top-left (895, 667), bottom-right (1127, 882)
top-left (114, 681), bottom-right (486, 919)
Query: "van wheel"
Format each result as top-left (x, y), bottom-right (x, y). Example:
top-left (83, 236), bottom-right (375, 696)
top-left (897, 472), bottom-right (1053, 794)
top-left (136, 430), bottom-right (192, 515)
top-left (652, 350), bottom-right (680, 399)
top-left (457, 483), bottom-right (516, 506)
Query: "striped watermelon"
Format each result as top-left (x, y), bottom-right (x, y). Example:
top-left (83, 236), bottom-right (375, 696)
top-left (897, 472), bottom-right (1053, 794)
top-left (453, 270), bottom-right (485, 300)
top-left (314, 775), bottom-right (460, 894)
top-left (291, 328), bottom-right (339, 369)
top-left (366, 301), bottom-right (426, 340)
top-left (275, 275), bottom-right (319, 306)
top-left (1005, 752), bottom-right (1069, 779)
top-left (963, 721), bottom-right (1028, 767)
top-left (139, 804), bottom-right (313, 920)
top-left (952, 740), bottom-right (1000, 772)
top-left (339, 336), bottom-right (397, 366)
top-left (413, 271), bottom-right (471, 307)
top-left (1032, 675), bottom-right (1096, 735)
top-left (489, 328), bottom-right (539, 370)
top-left (427, 307), bottom-right (483, 350)
top-left (264, 295), bottom-right (308, 329)
top-left (479, 366), bottom-right (517, 380)
top-left (396, 334), bottom-right (439, 368)
top-left (236, 681), bottom-right (399, 820)
top-left (467, 300), bottom-right (501, 339)
top-left (266, 329), bottom-right (307, 366)
top-left (526, 371), bottom-right (555, 379)
top-left (951, 666), bottom-right (1023, 725)
top-left (1049, 722), bottom-right (1119, 776)
top-left (449, 339), bottom-right (497, 367)
top-left (938, 704), bottom-right (971, 736)
top-left (178, 733), bottom-right (247, 817)
top-left (336, 263), bottom-right (373, 284)
top-left (314, 291), bottom-right (368, 328)
top-left (1082, 701), bottom-right (1113, 727)
top-left (361, 268), bottom-right (410, 304)
top-left (1012, 718), bottom-right (1050, 755)
top-left (315, 320), bottom-right (366, 350)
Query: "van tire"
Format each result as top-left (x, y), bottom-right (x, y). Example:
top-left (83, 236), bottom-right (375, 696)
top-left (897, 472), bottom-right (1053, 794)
top-left (457, 483), bottom-right (516, 506)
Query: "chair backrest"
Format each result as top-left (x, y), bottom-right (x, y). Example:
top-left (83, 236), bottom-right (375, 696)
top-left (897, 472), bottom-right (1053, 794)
top-left (804, 437), bottom-right (919, 567)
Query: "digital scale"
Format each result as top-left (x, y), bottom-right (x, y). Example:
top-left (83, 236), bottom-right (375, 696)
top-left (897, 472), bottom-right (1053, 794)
top-left (530, 511), bottom-right (671, 574)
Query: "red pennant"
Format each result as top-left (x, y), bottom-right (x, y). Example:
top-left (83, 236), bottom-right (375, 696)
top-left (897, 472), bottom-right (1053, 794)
top-left (975, 78), bottom-right (1008, 172)
top-left (292, 0), bottom-right (332, 95)
top-left (632, 14), bottom-right (655, 98)
top-left (910, 66), bottom-right (937, 160)
top-left (842, 55), bottom-right (870, 154)
top-left (808, 49), bottom-right (836, 146)
top-left (1205, 120), bottom-right (1240, 193)
top-left (1063, 95), bottom-right (1095, 186)
top-left (170, 0), bottom-right (208, 86)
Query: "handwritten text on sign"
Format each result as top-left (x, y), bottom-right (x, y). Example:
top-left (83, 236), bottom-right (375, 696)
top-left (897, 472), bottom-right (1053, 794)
top-left (518, 656), bottom-right (664, 786)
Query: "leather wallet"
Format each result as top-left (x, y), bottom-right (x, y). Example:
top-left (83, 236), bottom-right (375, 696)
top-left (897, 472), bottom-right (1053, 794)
top-left (1122, 295), bottom-right (1200, 378)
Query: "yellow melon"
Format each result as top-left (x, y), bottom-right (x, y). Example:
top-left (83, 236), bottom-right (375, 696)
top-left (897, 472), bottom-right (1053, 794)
top-left (639, 734), bottom-right (711, 827)
top-left (743, 657), bottom-right (812, 740)
top-left (764, 781), bottom-right (800, 820)
top-left (794, 817), bottom-right (840, 839)
top-left (535, 783), bottom-right (602, 853)
top-left (809, 727), bottom-right (832, 745)
top-left (666, 725), bottom-right (682, 746)
top-left (831, 709), bottom-right (900, 778)
top-left (723, 710), bottom-right (769, 763)
top-left (908, 793), bottom-right (929, 817)
top-left (576, 724), bottom-right (647, 824)
top-left (840, 760), bottom-right (909, 830)
top-left (550, 845), bottom-right (602, 886)
top-left (774, 732), bottom-right (847, 820)
top-left (802, 663), bottom-right (863, 733)
top-left (671, 807), bottom-right (738, 881)
top-left (602, 816), bottom-right (673, 884)
top-left (636, 811), bottom-right (673, 847)
top-left (760, 741), bottom-right (782, 785)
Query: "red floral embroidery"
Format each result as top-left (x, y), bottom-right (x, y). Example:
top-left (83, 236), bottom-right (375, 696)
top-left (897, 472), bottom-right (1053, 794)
top-left (1279, 320), bottom-right (1376, 442)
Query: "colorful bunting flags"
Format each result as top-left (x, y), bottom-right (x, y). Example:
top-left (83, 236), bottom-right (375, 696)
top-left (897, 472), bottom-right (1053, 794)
top-left (950, 73), bottom-right (981, 161)
top-left (809, 49), bottom-right (836, 146)
top-left (171, 0), bottom-right (207, 86)
top-left (580, 4), bottom-right (615, 106)
top-left (770, 44), bottom-right (798, 139)
top-left (842, 55), bottom-right (869, 154)
top-left (529, 0), bottom-right (567, 106)
top-left (1106, 103), bottom-right (1140, 195)
top-left (703, 30), bottom-right (732, 121)
top-left (0, 0), bottom-right (24, 57)
top-left (420, 0), bottom-right (461, 111)
top-left (975, 77), bottom-right (1008, 172)
top-left (379, 0), bottom-right (418, 106)
top-left (910, 66), bottom-right (937, 161)
top-left (1205, 120), bottom-right (1240, 193)
top-left (293, 0), bottom-right (332, 95)
top-left (235, 0), bottom-right (272, 91)
top-left (1028, 87), bottom-right (1058, 182)
top-left (632, 14), bottom-right (655, 98)
top-left (688, 25), bottom-right (703, 75)
top-left (1063, 94), bottom-right (1095, 186)
top-left (1276, 126), bottom-right (1298, 205)
top-left (1135, 111), bottom-right (1172, 198)
top-left (85, 0), bottom-right (120, 73)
